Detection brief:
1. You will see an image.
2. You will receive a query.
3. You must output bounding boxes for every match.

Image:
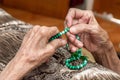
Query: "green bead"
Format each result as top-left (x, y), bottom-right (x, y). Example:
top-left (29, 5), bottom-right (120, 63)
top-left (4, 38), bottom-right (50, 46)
top-left (82, 56), bottom-right (88, 60)
top-left (59, 32), bottom-right (62, 35)
top-left (82, 61), bottom-right (87, 66)
top-left (64, 27), bottom-right (70, 33)
top-left (65, 63), bottom-right (69, 66)
top-left (69, 65), bottom-right (74, 69)
top-left (76, 57), bottom-right (80, 60)
top-left (76, 65), bottom-right (80, 69)
top-left (71, 66), bottom-right (75, 69)
top-left (67, 64), bottom-right (70, 68)
top-left (80, 64), bottom-right (83, 68)
top-left (72, 52), bottom-right (78, 57)
top-left (76, 48), bottom-right (82, 53)
top-left (70, 57), bottom-right (76, 61)
top-left (49, 27), bottom-right (88, 70)
top-left (84, 60), bottom-right (88, 63)
top-left (65, 59), bottom-right (70, 62)
top-left (66, 43), bottom-right (69, 47)
top-left (61, 31), bottom-right (65, 34)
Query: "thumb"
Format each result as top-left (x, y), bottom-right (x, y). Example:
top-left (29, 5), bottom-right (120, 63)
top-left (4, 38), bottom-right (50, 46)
top-left (70, 24), bottom-right (94, 34)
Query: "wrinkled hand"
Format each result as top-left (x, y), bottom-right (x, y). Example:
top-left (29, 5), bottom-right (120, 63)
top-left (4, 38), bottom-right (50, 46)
top-left (0, 25), bottom-right (67, 80)
top-left (65, 8), bottom-right (110, 53)
top-left (16, 25), bottom-right (66, 67)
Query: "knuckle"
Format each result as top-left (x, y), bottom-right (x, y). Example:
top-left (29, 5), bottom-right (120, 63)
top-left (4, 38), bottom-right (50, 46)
top-left (40, 29), bottom-right (46, 35)
top-left (39, 27), bottom-right (48, 35)
top-left (34, 25), bottom-right (40, 29)
top-left (41, 26), bottom-right (47, 28)
top-left (32, 26), bottom-right (40, 33)
top-left (51, 26), bottom-right (59, 33)
top-left (51, 26), bottom-right (57, 30)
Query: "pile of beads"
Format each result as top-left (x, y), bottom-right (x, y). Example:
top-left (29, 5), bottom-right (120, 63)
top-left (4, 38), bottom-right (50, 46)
top-left (49, 27), bottom-right (88, 70)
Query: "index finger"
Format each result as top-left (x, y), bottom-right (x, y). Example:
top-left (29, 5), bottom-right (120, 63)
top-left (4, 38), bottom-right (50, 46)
top-left (65, 8), bottom-right (85, 27)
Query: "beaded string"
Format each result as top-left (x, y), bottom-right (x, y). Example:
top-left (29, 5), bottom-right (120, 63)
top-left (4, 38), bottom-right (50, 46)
top-left (49, 27), bottom-right (88, 70)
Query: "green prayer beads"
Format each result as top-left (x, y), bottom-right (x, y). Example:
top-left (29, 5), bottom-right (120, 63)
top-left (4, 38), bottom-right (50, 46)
top-left (49, 27), bottom-right (88, 70)
top-left (49, 27), bottom-right (70, 42)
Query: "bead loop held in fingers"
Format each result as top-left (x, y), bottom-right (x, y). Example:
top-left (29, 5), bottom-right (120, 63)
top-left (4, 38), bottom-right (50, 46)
top-left (49, 27), bottom-right (88, 70)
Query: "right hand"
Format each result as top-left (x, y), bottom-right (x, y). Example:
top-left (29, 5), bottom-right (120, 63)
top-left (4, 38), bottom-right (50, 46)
top-left (65, 8), bottom-right (111, 54)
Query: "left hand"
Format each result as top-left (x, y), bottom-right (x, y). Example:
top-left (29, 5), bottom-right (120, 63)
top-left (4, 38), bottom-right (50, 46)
top-left (0, 25), bottom-right (67, 80)
top-left (16, 25), bottom-right (66, 67)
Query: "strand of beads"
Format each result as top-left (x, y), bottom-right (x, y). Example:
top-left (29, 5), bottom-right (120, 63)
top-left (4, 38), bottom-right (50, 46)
top-left (49, 27), bottom-right (88, 70)
top-left (49, 27), bottom-right (70, 41)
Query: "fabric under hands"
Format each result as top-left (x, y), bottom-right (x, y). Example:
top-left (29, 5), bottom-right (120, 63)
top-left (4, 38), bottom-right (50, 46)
top-left (0, 8), bottom-right (120, 80)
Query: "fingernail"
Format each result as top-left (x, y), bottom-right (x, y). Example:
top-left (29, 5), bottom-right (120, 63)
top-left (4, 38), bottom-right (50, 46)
top-left (67, 22), bottom-right (71, 27)
top-left (71, 47), bottom-right (77, 52)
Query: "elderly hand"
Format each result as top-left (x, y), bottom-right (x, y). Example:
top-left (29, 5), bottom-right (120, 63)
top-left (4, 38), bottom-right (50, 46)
top-left (65, 8), bottom-right (110, 54)
top-left (65, 8), bottom-right (120, 74)
top-left (17, 25), bottom-right (66, 66)
top-left (0, 25), bottom-right (66, 80)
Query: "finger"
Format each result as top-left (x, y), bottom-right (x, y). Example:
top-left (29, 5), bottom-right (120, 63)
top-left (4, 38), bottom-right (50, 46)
top-left (64, 19), bottom-right (79, 29)
top-left (79, 15), bottom-right (90, 24)
top-left (23, 26), bottom-right (38, 42)
top-left (70, 24), bottom-right (98, 34)
top-left (66, 32), bottom-right (83, 52)
top-left (47, 39), bottom-right (67, 51)
top-left (66, 32), bottom-right (76, 48)
top-left (66, 8), bottom-right (97, 26)
top-left (72, 19), bottom-right (79, 25)
top-left (89, 15), bottom-right (99, 24)
top-left (68, 36), bottom-right (83, 48)
top-left (66, 32), bottom-right (76, 40)
top-left (38, 38), bottom-right (65, 64)
top-left (21, 25), bottom-right (40, 46)
top-left (76, 10), bottom-right (97, 24)
top-left (47, 26), bottom-right (59, 39)
top-left (65, 8), bottom-right (85, 27)
top-left (69, 16), bottom-right (89, 27)
top-left (66, 33), bottom-right (77, 52)
top-left (68, 41), bottom-right (78, 52)
top-left (67, 32), bottom-right (83, 48)
top-left (39, 26), bottom-right (59, 41)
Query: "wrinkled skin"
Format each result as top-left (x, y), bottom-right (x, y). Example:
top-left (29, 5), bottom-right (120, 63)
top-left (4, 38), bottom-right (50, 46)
top-left (65, 8), bottom-right (120, 74)
top-left (16, 25), bottom-right (67, 68)
top-left (0, 25), bottom-right (67, 80)
top-left (65, 8), bottom-right (109, 53)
